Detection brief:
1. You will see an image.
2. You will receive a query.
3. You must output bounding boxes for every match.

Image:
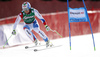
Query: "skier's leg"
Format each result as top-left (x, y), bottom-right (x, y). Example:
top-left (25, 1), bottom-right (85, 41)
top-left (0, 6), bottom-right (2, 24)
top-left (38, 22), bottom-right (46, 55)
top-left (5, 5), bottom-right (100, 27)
top-left (23, 25), bottom-right (37, 41)
top-left (33, 27), bottom-right (52, 47)
top-left (32, 20), bottom-right (49, 42)
top-left (34, 28), bottom-right (49, 42)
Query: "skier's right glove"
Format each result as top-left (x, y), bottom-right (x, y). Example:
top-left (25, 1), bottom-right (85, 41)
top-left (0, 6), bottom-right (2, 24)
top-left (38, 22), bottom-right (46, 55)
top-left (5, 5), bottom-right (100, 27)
top-left (45, 25), bottom-right (50, 31)
top-left (12, 30), bottom-right (16, 35)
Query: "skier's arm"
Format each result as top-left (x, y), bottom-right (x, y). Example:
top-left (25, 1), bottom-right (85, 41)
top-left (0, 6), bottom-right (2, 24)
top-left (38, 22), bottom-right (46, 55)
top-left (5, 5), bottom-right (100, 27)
top-left (34, 9), bottom-right (50, 31)
top-left (34, 9), bottom-right (46, 25)
top-left (12, 14), bottom-right (22, 35)
top-left (13, 15), bottom-right (21, 30)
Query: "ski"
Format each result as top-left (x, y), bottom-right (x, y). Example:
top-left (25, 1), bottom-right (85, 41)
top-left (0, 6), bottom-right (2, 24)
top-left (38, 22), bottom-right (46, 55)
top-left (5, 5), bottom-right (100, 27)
top-left (33, 45), bottom-right (62, 52)
top-left (25, 44), bottom-right (46, 49)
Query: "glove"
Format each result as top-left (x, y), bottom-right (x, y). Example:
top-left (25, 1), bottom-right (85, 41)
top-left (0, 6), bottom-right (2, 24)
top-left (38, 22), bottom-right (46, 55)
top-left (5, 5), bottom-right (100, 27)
top-left (45, 25), bottom-right (50, 31)
top-left (12, 30), bottom-right (16, 35)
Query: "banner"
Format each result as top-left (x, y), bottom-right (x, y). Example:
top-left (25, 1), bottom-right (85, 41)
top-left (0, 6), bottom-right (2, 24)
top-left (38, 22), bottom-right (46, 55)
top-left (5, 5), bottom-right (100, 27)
top-left (68, 7), bottom-right (89, 22)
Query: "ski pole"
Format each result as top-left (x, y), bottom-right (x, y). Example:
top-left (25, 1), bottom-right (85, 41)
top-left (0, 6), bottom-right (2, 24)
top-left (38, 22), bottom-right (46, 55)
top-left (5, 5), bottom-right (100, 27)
top-left (3, 34), bottom-right (13, 48)
top-left (50, 29), bottom-right (63, 38)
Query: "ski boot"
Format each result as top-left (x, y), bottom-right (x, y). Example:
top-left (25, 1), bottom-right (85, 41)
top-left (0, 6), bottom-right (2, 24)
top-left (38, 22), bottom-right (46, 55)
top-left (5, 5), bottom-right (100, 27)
top-left (34, 39), bottom-right (40, 46)
top-left (46, 40), bottom-right (53, 47)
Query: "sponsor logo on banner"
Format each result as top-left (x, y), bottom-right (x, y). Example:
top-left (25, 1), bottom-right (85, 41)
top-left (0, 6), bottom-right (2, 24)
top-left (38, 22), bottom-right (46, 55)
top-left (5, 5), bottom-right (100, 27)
top-left (70, 12), bottom-right (84, 14)
top-left (68, 7), bottom-right (89, 22)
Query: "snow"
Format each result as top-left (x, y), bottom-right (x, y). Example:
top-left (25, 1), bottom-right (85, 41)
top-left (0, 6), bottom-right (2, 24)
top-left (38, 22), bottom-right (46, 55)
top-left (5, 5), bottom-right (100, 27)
top-left (0, 33), bottom-right (100, 57)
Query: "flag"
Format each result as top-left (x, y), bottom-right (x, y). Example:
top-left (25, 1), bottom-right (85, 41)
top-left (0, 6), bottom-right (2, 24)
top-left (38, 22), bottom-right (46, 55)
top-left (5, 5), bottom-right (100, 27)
top-left (68, 7), bottom-right (89, 23)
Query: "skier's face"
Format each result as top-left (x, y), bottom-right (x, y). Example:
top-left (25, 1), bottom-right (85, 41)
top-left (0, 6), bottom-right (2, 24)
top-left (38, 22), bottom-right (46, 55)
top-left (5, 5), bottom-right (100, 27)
top-left (24, 10), bottom-right (29, 14)
top-left (23, 8), bottom-right (29, 14)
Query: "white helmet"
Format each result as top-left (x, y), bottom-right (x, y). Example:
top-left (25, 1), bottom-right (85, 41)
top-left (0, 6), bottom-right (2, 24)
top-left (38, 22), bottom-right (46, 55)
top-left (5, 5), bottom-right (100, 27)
top-left (22, 2), bottom-right (31, 11)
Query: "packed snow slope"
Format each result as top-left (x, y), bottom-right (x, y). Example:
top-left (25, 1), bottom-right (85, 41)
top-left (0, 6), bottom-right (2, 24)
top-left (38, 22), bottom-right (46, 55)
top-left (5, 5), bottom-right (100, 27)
top-left (0, 33), bottom-right (100, 57)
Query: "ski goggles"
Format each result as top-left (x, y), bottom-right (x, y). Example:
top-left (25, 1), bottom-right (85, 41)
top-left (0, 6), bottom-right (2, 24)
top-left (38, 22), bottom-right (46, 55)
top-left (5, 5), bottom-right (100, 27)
top-left (23, 8), bottom-right (29, 11)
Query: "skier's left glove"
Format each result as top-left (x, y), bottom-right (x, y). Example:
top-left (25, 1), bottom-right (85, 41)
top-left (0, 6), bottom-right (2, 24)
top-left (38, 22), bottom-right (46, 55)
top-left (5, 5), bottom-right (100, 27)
top-left (45, 25), bottom-right (50, 31)
top-left (12, 30), bottom-right (16, 35)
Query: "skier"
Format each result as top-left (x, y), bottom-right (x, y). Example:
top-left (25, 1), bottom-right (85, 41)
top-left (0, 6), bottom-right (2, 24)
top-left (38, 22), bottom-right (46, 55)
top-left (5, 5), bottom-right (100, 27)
top-left (12, 2), bottom-right (51, 47)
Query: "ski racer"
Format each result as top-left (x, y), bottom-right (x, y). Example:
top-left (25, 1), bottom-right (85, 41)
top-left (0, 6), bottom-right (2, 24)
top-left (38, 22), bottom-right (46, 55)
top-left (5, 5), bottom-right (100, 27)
top-left (12, 2), bottom-right (51, 47)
